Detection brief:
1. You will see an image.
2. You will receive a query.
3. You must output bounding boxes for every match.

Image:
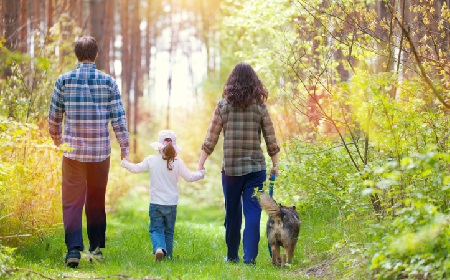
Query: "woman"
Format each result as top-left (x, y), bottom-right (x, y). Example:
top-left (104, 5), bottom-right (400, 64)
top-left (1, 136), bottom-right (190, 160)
top-left (198, 62), bottom-right (280, 265)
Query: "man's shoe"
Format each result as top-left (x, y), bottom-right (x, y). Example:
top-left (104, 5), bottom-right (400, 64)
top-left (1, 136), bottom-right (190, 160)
top-left (65, 249), bottom-right (81, 268)
top-left (89, 247), bottom-right (105, 262)
top-left (154, 248), bottom-right (164, 262)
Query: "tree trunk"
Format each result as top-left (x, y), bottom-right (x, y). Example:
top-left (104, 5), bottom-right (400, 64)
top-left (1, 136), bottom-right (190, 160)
top-left (103, 0), bottom-right (114, 74)
top-left (4, 0), bottom-right (19, 79)
top-left (120, 0), bottom-right (131, 132)
top-left (20, 0), bottom-right (27, 53)
top-left (132, 0), bottom-right (141, 154)
top-left (166, 0), bottom-right (178, 129)
top-left (47, 0), bottom-right (53, 31)
top-left (69, 0), bottom-right (82, 28)
top-left (90, 0), bottom-right (106, 71)
top-left (4, 0), bottom-right (19, 50)
top-left (375, 0), bottom-right (394, 73)
top-left (0, 0), bottom-right (3, 37)
top-left (145, 0), bottom-right (152, 77)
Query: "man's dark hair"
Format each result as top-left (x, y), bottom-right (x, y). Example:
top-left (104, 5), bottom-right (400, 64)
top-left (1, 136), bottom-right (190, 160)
top-left (74, 36), bottom-right (98, 62)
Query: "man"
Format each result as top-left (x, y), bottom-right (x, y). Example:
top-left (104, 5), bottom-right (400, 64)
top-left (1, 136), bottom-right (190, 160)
top-left (48, 36), bottom-right (130, 268)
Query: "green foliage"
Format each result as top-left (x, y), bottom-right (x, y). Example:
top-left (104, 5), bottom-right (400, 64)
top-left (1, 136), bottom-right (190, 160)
top-left (0, 118), bottom-right (63, 245)
top-left (0, 120), bottom-right (134, 247)
top-left (364, 149), bottom-right (450, 214)
top-left (0, 245), bottom-right (15, 278)
top-left (0, 15), bottom-right (81, 123)
top-left (369, 204), bottom-right (450, 279)
top-left (277, 140), bottom-right (361, 211)
top-left (361, 150), bottom-right (450, 278)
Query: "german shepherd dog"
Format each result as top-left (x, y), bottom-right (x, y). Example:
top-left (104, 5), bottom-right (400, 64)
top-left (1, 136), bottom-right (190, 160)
top-left (259, 192), bottom-right (301, 266)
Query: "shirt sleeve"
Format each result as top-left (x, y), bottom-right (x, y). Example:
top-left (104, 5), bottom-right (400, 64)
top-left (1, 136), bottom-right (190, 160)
top-left (260, 103), bottom-right (280, 157)
top-left (109, 77), bottom-right (130, 157)
top-left (177, 158), bottom-right (206, 182)
top-left (120, 157), bottom-right (150, 173)
top-left (48, 77), bottom-right (65, 146)
top-left (201, 102), bottom-right (223, 155)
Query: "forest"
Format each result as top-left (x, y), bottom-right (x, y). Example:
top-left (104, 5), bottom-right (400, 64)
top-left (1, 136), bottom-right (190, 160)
top-left (1, 0), bottom-right (449, 279)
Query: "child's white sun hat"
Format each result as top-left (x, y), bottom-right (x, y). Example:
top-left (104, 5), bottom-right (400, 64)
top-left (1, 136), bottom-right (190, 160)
top-left (150, 130), bottom-right (182, 153)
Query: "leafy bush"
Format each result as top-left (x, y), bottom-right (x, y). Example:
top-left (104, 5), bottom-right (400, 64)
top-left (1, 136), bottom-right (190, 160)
top-left (0, 118), bottom-right (63, 245)
top-left (0, 119), bottom-right (134, 248)
top-left (362, 150), bottom-right (450, 279)
top-left (0, 245), bottom-right (15, 278)
top-left (369, 204), bottom-right (450, 279)
top-left (276, 140), bottom-right (450, 278)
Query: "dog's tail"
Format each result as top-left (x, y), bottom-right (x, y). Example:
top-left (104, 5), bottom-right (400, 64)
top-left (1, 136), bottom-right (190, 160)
top-left (259, 192), bottom-right (280, 218)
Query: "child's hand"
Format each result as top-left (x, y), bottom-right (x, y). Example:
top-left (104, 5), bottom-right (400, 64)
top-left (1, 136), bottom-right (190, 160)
top-left (120, 158), bottom-right (130, 167)
top-left (199, 169), bottom-right (206, 178)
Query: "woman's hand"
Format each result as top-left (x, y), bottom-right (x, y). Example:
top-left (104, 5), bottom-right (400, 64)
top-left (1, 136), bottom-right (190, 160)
top-left (270, 153), bottom-right (279, 177)
top-left (270, 165), bottom-right (279, 177)
top-left (198, 150), bottom-right (208, 171)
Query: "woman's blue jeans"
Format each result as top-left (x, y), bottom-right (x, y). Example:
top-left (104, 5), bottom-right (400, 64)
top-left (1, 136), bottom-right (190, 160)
top-left (222, 169), bottom-right (266, 264)
top-left (149, 204), bottom-right (177, 258)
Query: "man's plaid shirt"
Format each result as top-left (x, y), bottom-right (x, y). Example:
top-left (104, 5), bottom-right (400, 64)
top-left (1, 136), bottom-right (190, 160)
top-left (48, 62), bottom-right (129, 162)
top-left (202, 99), bottom-right (280, 176)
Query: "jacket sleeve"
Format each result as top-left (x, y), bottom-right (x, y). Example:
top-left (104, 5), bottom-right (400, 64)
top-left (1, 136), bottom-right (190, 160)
top-left (120, 157), bottom-right (150, 173)
top-left (177, 158), bottom-right (206, 182)
top-left (48, 77), bottom-right (65, 146)
top-left (260, 103), bottom-right (280, 157)
top-left (201, 102), bottom-right (223, 155)
top-left (110, 77), bottom-right (130, 157)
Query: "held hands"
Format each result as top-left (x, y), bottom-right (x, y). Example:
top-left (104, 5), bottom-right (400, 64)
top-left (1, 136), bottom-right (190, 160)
top-left (198, 150), bottom-right (208, 172)
top-left (197, 163), bottom-right (205, 171)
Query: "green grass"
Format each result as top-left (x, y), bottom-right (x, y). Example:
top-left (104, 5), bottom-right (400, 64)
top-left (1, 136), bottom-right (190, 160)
top-left (7, 186), bottom-right (367, 279)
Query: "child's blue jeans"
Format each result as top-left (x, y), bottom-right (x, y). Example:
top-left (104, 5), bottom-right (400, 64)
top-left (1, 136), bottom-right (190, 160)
top-left (149, 203), bottom-right (177, 258)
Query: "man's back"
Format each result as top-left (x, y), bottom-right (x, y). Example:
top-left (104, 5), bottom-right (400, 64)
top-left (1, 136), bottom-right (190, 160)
top-left (48, 62), bottom-right (129, 162)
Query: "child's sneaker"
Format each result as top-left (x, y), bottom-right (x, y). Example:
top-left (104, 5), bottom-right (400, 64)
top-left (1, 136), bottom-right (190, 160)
top-left (65, 249), bottom-right (81, 268)
top-left (89, 247), bottom-right (105, 262)
top-left (154, 248), bottom-right (164, 262)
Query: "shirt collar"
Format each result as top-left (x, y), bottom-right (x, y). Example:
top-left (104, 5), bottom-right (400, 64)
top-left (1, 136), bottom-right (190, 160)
top-left (77, 62), bottom-right (96, 69)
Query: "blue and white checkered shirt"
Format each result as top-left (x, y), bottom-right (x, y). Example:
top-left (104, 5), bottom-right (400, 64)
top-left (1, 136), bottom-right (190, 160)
top-left (48, 62), bottom-right (130, 162)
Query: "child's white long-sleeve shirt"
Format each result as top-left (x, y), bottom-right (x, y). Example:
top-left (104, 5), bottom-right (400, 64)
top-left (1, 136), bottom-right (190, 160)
top-left (121, 153), bottom-right (205, 205)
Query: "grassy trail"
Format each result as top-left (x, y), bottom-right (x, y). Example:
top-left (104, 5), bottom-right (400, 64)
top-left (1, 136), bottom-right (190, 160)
top-left (11, 185), bottom-right (339, 279)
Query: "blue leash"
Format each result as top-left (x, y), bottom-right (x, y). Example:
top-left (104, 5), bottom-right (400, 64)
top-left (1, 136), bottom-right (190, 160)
top-left (267, 172), bottom-right (275, 257)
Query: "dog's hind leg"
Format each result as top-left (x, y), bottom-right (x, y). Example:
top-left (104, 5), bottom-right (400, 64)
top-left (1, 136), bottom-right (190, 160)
top-left (285, 245), bottom-right (295, 266)
top-left (271, 244), bottom-right (282, 266)
top-left (281, 251), bottom-right (287, 267)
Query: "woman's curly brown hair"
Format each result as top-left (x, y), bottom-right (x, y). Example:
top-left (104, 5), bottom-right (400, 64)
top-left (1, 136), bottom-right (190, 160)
top-left (162, 142), bottom-right (177, 170)
top-left (223, 62), bottom-right (268, 108)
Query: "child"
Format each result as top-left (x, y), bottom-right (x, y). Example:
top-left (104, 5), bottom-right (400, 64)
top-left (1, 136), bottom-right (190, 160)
top-left (121, 130), bottom-right (205, 262)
